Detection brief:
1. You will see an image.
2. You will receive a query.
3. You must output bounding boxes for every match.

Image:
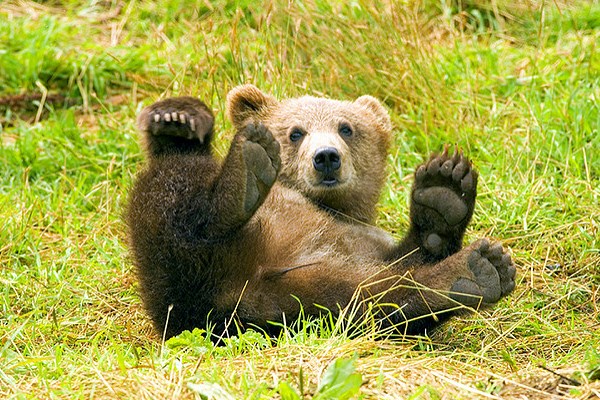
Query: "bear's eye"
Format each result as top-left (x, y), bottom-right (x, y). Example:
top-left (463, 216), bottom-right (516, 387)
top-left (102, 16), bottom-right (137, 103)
top-left (339, 123), bottom-right (353, 137)
top-left (289, 127), bottom-right (305, 142)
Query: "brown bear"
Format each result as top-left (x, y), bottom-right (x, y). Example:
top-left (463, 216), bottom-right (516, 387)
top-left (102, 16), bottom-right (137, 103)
top-left (127, 85), bottom-right (516, 339)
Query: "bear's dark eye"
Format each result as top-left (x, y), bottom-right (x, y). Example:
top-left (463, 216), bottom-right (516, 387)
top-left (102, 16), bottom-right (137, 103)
top-left (339, 123), bottom-right (353, 137)
top-left (289, 127), bottom-right (304, 142)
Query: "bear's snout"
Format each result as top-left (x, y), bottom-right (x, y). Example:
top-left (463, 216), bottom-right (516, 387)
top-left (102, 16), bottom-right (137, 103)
top-left (313, 147), bottom-right (341, 179)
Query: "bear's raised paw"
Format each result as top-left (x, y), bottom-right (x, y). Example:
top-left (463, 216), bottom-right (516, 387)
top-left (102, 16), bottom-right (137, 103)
top-left (240, 123), bottom-right (282, 213)
top-left (410, 147), bottom-right (478, 258)
top-left (137, 96), bottom-right (214, 143)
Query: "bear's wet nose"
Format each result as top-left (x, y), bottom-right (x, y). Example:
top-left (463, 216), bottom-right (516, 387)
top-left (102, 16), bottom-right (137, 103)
top-left (313, 147), bottom-right (341, 174)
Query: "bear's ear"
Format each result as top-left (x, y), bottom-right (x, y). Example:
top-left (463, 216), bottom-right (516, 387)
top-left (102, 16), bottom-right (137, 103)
top-left (354, 95), bottom-right (392, 132)
top-left (227, 84), bottom-right (278, 129)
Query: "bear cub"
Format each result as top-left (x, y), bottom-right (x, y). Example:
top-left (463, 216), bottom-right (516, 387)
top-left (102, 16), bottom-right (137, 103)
top-left (127, 85), bottom-right (516, 339)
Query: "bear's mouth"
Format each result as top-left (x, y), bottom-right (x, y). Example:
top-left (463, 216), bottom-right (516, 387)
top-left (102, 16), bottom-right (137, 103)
top-left (319, 175), bottom-right (340, 187)
top-left (306, 170), bottom-right (351, 190)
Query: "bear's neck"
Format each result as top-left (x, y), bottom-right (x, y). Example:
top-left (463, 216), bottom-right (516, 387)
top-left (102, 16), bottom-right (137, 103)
top-left (313, 191), bottom-right (379, 224)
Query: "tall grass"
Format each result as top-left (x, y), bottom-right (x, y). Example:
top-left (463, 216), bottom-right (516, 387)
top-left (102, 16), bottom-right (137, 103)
top-left (1, 0), bottom-right (598, 398)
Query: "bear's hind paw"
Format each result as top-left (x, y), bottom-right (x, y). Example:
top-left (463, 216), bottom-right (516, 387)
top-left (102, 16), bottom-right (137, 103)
top-left (449, 239), bottom-right (516, 307)
top-left (413, 147), bottom-right (477, 225)
top-left (410, 147), bottom-right (479, 258)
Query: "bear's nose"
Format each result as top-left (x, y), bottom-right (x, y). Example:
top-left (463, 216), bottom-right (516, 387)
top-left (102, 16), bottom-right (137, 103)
top-left (313, 147), bottom-right (341, 174)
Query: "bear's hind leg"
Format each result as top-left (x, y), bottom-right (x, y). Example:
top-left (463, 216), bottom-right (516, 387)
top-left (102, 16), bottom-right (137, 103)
top-left (233, 239), bottom-right (515, 336)
top-left (137, 97), bottom-right (215, 157)
top-left (390, 238), bottom-right (515, 333)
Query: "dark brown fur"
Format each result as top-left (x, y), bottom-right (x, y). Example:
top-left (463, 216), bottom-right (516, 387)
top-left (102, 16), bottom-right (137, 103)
top-left (127, 85), bottom-right (516, 339)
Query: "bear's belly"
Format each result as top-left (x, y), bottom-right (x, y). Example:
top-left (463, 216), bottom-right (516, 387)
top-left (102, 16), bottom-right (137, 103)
top-left (231, 185), bottom-right (396, 275)
top-left (212, 185), bottom-right (397, 323)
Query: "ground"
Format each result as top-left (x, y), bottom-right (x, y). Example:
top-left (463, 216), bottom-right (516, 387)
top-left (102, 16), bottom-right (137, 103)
top-left (0, 1), bottom-right (598, 399)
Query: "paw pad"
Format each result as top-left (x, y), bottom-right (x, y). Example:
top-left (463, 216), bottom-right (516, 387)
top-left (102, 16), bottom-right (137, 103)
top-left (450, 239), bottom-right (516, 307)
top-left (413, 187), bottom-right (468, 226)
top-left (410, 147), bottom-right (479, 258)
top-left (413, 147), bottom-right (477, 227)
top-left (240, 123), bottom-right (281, 214)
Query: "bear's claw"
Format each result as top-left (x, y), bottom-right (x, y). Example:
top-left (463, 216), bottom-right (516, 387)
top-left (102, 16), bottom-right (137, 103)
top-left (138, 96), bottom-right (214, 143)
top-left (149, 110), bottom-right (199, 139)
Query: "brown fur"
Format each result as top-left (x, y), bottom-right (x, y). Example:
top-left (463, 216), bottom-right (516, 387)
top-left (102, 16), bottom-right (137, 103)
top-left (127, 85), bottom-right (516, 339)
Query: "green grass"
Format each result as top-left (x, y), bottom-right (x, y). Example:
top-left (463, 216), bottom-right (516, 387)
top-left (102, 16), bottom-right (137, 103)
top-left (1, 0), bottom-right (599, 398)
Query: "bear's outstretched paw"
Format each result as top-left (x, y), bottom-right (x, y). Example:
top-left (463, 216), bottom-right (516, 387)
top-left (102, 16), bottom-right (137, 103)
top-left (411, 147), bottom-right (478, 257)
top-left (137, 97), bottom-right (214, 143)
top-left (241, 123), bottom-right (281, 213)
top-left (449, 239), bottom-right (516, 307)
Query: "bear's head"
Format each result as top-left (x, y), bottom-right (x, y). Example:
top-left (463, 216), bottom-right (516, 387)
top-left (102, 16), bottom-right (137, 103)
top-left (227, 85), bottom-right (392, 223)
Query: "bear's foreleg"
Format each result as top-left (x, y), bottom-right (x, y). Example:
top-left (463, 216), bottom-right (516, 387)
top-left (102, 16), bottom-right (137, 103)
top-left (208, 123), bottom-right (281, 237)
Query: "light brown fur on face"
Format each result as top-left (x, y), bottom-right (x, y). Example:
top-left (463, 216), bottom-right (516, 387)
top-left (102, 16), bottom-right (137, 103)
top-left (227, 85), bottom-right (392, 222)
top-left (127, 85), bottom-right (516, 339)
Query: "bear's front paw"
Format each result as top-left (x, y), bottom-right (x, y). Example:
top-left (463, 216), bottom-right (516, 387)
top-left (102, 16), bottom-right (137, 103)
top-left (138, 97), bottom-right (214, 143)
top-left (449, 239), bottom-right (516, 307)
top-left (410, 147), bottom-right (478, 257)
top-left (241, 123), bottom-right (281, 213)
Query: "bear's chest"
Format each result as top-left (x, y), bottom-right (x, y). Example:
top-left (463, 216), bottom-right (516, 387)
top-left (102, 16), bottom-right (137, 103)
top-left (233, 185), bottom-right (395, 273)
